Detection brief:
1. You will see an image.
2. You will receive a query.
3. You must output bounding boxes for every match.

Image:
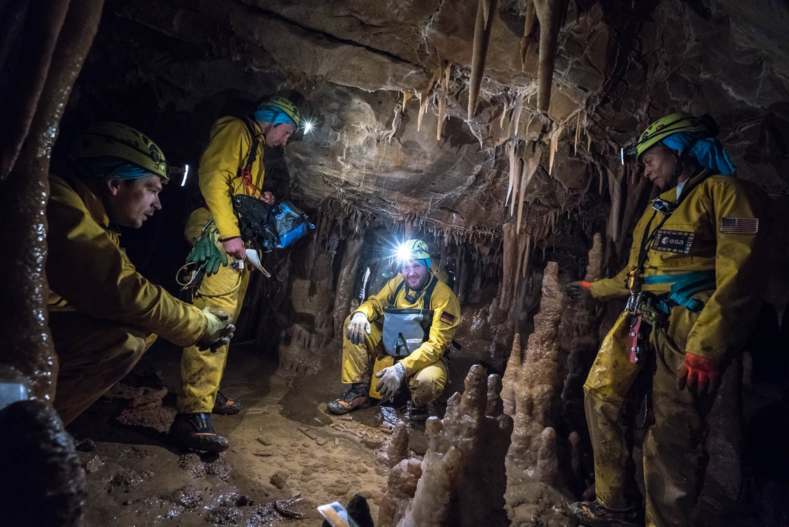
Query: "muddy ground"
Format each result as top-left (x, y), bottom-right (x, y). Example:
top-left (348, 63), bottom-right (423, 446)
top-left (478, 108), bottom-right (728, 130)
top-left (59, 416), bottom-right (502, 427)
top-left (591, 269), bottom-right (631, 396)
top-left (68, 340), bottom-right (439, 526)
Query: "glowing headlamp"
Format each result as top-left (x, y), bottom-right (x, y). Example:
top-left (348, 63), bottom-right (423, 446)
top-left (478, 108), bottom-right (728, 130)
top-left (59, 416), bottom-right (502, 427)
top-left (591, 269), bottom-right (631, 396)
top-left (395, 243), bottom-right (413, 263)
top-left (303, 120), bottom-right (314, 133)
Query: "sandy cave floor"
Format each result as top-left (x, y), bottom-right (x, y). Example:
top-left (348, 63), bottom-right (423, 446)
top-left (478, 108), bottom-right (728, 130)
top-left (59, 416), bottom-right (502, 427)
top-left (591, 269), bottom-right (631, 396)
top-left (67, 340), bottom-right (433, 526)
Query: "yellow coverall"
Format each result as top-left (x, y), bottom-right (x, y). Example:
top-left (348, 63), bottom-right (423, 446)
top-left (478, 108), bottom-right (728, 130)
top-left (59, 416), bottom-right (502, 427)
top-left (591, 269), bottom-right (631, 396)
top-left (178, 116), bottom-right (265, 413)
top-left (584, 171), bottom-right (766, 527)
top-left (342, 275), bottom-right (461, 405)
top-left (46, 174), bottom-right (207, 425)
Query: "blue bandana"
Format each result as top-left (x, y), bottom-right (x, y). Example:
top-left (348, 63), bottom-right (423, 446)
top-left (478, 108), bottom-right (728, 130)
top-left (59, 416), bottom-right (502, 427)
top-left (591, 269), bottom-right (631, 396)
top-left (253, 108), bottom-right (297, 127)
top-left (661, 132), bottom-right (736, 175)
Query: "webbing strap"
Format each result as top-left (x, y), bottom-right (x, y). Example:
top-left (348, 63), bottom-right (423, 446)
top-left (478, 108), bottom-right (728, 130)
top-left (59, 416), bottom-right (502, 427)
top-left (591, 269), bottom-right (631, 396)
top-left (642, 270), bottom-right (716, 312)
top-left (390, 276), bottom-right (438, 311)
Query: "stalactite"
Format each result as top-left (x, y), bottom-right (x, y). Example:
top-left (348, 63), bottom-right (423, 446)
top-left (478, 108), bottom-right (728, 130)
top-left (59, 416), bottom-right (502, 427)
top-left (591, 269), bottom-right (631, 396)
top-left (532, 0), bottom-right (569, 113)
top-left (396, 366), bottom-right (512, 527)
top-left (502, 262), bottom-right (572, 525)
top-left (508, 90), bottom-right (526, 139)
top-left (519, 0), bottom-right (537, 72)
top-left (548, 122), bottom-right (564, 175)
top-left (468, 0), bottom-right (498, 120)
top-left (500, 224), bottom-right (518, 312)
top-left (436, 61), bottom-right (450, 141)
top-left (509, 143), bottom-right (521, 218)
top-left (332, 235), bottom-right (365, 339)
top-left (517, 142), bottom-right (542, 233)
top-left (512, 230), bottom-right (529, 306)
top-left (607, 164), bottom-right (624, 243)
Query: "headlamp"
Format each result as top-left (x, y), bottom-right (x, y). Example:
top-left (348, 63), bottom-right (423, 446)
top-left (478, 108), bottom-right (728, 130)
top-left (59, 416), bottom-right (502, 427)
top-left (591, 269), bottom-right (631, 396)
top-left (395, 243), bottom-right (413, 263)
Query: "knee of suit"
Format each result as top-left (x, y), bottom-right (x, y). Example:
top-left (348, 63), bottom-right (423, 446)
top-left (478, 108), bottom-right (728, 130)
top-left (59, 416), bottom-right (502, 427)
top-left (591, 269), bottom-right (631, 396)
top-left (409, 369), bottom-right (446, 406)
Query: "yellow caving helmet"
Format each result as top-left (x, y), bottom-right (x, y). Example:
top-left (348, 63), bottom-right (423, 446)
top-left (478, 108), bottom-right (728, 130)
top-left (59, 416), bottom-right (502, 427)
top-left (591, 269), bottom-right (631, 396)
top-left (257, 96), bottom-right (302, 130)
top-left (631, 112), bottom-right (719, 160)
top-left (397, 239), bottom-right (431, 262)
top-left (69, 122), bottom-right (169, 180)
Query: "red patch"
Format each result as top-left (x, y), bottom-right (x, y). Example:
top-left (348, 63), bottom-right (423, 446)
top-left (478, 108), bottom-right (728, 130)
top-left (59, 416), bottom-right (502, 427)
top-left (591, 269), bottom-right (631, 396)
top-left (440, 312), bottom-right (456, 325)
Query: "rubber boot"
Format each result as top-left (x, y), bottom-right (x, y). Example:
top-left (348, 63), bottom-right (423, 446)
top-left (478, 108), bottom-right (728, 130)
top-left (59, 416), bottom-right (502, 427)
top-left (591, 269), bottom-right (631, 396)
top-left (168, 413), bottom-right (229, 453)
top-left (212, 390), bottom-right (242, 416)
top-left (567, 500), bottom-right (643, 527)
top-left (328, 383), bottom-right (372, 415)
top-left (406, 401), bottom-right (429, 422)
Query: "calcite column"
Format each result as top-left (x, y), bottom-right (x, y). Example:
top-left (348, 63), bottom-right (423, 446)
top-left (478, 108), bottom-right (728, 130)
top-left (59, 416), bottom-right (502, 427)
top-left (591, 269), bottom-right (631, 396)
top-left (332, 235), bottom-right (364, 339)
top-left (501, 262), bottom-right (573, 525)
top-left (278, 240), bottom-right (335, 374)
top-left (380, 365), bottom-right (512, 527)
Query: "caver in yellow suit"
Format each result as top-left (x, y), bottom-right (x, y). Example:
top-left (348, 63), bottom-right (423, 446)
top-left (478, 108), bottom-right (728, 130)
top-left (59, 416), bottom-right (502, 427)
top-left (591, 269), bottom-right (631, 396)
top-left (568, 113), bottom-right (767, 527)
top-left (175, 96), bottom-right (302, 451)
top-left (46, 123), bottom-right (233, 426)
top-left (329, 241), bottom-right (461, 421)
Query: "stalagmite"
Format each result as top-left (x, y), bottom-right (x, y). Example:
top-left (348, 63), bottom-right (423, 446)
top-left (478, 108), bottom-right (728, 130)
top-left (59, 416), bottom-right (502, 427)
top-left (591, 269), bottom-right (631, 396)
top-left (501, 262), bottom-right (573, 525)
top-left (396, 366), bottom-right (512, 527)
top-left (332, 235), bottom-right (365, 339)
top-left (532, 0), bottom-right (569, 113)
top-left (378, 458), bottom-right (422, 527)
top-left (375, 421), bottom-right (410, 469)
top-left (468, 0), bottom-right (498, 120)
top-left (559, 233), bottom-right (603, 494)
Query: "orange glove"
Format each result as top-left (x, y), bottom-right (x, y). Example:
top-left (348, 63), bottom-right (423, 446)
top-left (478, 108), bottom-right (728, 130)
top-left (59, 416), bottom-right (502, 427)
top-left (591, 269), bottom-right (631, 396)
top-left (676, 352), bottom-right (721, 396)
top-left (566, 281), bottom-right (592, 300)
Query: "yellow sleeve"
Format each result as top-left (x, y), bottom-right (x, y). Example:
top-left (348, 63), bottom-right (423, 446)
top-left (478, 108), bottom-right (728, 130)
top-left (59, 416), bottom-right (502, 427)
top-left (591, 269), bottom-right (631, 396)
top-left (198, 117), bottom-right (253, 240)
top-left (399, 283), bottom-right (461, 374)
top-left (355, 276), bottom-right (402, 323)
top-left (686, 178), bottom-right (767, 363)
top-left (589, 265), bottom-right (631, 301)
top-left (46, 178), bottom-right (207, 346)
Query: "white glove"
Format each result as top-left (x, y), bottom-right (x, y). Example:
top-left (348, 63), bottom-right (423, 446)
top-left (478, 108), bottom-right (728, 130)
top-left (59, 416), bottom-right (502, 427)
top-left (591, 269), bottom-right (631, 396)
top-left (346, 312), bottom-right (371, 345)
top-left (375, 363), bottom-right (406, 400)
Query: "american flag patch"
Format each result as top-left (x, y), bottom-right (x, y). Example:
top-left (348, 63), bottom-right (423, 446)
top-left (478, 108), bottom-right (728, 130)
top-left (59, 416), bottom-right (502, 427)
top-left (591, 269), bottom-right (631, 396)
top-left (720, 217), bottom-right (759, 234)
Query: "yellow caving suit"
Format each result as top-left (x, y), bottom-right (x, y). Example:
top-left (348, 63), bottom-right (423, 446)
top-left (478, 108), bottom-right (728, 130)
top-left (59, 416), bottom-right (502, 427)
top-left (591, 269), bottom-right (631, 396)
top-left (584, 171), bottom-right (766, 527)
top-left (46, 174), bottom-right (207, 425)
top-left (178, 116), bottom-right (265, 413)
top-left (342, 275), bottom-right (461, 405)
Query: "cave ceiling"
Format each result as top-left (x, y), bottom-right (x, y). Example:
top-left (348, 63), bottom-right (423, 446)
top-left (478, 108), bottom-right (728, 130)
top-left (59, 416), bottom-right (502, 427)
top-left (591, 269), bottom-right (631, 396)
top-left (75, 0), bottom-right (789, 238)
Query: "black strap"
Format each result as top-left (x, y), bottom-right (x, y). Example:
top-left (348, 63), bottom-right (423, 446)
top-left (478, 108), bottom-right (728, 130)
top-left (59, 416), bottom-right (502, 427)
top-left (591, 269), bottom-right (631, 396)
top-left (635, 169), bottom-right (709, 271)
top-left (240, 117), bottom-right (260, 178)
top-left (390, 276), bottom-right (439, 310)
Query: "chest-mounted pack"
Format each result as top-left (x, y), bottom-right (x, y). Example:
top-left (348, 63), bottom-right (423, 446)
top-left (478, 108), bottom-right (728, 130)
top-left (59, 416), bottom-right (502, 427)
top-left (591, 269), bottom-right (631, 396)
top-left (382, 277), bottom-right (438, 358)
top-left (232, 195), bottom-right (314, 252)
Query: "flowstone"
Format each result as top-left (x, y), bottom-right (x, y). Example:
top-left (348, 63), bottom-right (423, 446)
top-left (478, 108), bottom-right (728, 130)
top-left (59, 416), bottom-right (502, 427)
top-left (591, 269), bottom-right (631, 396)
top-left (501, 262), bottom-right (574, 526)
top-left (388, 365), bottom-right (512, 527)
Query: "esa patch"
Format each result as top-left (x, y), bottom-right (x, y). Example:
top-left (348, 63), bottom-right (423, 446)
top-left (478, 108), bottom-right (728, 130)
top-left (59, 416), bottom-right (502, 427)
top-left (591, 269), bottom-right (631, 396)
top-left (652, 229), bottom-right (695, 254)
top-left (720, 217), bottom-right (759, 234)
top-left (440, 312), bottom-right (456, 325)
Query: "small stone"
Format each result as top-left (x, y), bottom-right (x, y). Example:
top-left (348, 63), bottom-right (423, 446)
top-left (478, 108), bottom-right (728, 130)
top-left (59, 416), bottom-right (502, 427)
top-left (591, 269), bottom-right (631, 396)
top-left (299, 427), bottom-right (318, 440)
top-left (253, 451), bottom-right (272, 457)
top-left (301, 467), bottom-right (314, 476)
top-left (356, 465), bottom-right (368, 474)
top-left (256, 437), bottom-right (271, 447)
top-left (315, 438), bottom-right (328, 446)
top-left (270, 472), bottom-right (288, 489)
top-left (334, 438), bottom-right (340, 446)
top-left (340, 416), bottom-right (353, 421)
top-left (84, 455), bottom-right (104, 474)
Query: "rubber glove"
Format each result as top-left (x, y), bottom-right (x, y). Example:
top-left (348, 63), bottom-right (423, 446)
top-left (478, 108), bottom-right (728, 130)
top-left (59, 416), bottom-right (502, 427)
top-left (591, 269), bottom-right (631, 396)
top-left (566, 281), bottom-right (592, 300)
top-left (375, 363), bottom-right (406, 400)
top-left (677, 352), bottom-right (721, 396)
top-left (198, 308), bottom-right (236, 352)
top-left (346, 312), bottom-right (371, 345)
top-left (187, 229), bottom-right (228, 276)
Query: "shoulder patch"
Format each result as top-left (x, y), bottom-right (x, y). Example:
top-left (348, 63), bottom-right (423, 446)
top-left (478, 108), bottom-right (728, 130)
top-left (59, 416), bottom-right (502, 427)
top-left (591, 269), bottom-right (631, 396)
top-left (440, 312), bottom-right (456, 325)
top-left (720, 217), bottom-right (758, 234)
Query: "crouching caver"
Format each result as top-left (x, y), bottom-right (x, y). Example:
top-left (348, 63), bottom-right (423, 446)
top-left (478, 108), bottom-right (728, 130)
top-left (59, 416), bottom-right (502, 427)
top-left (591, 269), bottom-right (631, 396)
top-left (46, 123), bottom-right (235, 426)
top-left (328, 240), bottom-right (461, 421)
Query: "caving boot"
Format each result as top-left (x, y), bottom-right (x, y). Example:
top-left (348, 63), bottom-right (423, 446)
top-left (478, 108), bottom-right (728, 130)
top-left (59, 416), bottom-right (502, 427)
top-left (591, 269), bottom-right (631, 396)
top-left (406, 401), bottom-right (429, 422)
top-left (168, 413), bottom-right (229, 453)
top-left (327, 383), bottom-right (372, 415)
top-left (567, 500), bottom-right (643, 527)
top-left (212, 390), bottom-right (242, 416)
